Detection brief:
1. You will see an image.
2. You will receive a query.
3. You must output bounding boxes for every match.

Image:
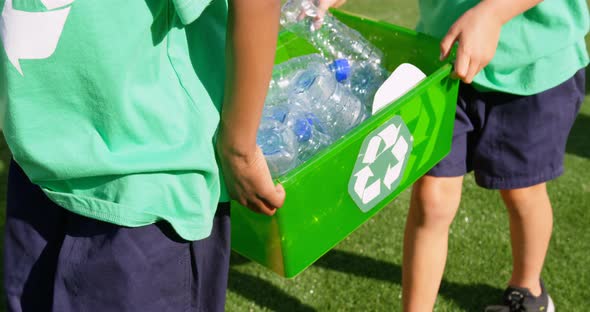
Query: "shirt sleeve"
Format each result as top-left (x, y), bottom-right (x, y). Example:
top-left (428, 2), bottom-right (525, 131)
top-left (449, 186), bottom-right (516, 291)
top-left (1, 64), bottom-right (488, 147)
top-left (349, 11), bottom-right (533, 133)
top-left (172, 0), bottom-right (213, 25)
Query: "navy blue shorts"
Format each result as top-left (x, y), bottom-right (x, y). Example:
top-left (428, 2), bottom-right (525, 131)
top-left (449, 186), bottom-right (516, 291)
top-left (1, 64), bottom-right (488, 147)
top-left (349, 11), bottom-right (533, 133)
top-left (3, 161), bottom-right (231, 312)
top-left (428, 69), bottom-right (585, 189)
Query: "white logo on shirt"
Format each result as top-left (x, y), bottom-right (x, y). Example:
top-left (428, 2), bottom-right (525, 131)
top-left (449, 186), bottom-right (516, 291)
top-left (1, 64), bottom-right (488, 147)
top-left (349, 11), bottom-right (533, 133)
top-left (0, 0), bottom-right (74, 75)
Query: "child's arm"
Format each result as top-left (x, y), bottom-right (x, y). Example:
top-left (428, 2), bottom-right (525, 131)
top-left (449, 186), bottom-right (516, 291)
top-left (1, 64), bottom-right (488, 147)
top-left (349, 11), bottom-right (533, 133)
top-left (217, 0), bottom-right (285, 216)
top-left (440, 0), bottom-right (544, 83)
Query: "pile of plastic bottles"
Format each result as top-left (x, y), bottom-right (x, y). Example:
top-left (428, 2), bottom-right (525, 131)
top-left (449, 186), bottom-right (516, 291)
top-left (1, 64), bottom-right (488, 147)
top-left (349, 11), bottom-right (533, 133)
top-left (258, 0), bottom-right (389, 177)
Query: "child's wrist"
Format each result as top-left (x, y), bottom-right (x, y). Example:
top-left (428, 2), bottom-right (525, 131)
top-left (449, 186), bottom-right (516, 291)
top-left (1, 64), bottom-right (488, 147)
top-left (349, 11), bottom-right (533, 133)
top-left (216, 132), bottom-right (258, 164)
top-left (477, 1), bottom-right (512, 25)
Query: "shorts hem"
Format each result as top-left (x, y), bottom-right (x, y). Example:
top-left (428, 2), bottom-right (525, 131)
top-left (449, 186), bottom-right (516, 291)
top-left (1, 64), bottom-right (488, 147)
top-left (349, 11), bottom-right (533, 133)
top-left (426, 163), bottom-right (469, 178)
top-left (474, 166), bottom-right (564, 190)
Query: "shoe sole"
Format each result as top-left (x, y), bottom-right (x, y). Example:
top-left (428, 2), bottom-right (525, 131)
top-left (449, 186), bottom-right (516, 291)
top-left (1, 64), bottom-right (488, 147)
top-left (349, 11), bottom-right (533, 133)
top-left (483, 293), bottom-right (556, 312)
top-left (548, 295), bottom-right (555, 312)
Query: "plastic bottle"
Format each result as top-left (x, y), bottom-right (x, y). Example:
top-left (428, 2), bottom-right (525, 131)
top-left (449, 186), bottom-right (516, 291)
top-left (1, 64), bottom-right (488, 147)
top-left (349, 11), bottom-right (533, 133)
top-left (290, 65), bottom-right (365, 138)
top-left (280, 0), bottom-right (383, 66)
top-left (289, 108), bottom-right (333, 162)
top-left (268, 54), bottom-right (351, 96)
top-left (280, 0), bottom-right (388, 105)
top-left (346, 62), bottom-right (389, 105)
top-left (257, 104), bottom-right (299, 177)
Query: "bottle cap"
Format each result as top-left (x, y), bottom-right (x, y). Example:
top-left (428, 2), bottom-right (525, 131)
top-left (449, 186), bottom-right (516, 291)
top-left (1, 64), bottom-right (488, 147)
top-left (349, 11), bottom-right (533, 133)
top-left (294, 118), bottom-right (312, 142)
top-left (330, 59), bottom-right (351, 82)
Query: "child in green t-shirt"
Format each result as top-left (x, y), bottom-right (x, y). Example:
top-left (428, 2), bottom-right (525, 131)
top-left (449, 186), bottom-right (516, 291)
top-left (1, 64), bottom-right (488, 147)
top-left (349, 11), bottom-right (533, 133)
top-left (403, 1), bottom-right (588, 311)
top-left (0, 0), bottom-right (342, 310)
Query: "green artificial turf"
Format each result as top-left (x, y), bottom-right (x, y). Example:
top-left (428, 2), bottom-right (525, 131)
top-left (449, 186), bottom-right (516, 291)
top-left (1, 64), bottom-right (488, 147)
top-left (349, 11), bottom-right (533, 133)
top-left (0, 1), bottom-right (588, 311)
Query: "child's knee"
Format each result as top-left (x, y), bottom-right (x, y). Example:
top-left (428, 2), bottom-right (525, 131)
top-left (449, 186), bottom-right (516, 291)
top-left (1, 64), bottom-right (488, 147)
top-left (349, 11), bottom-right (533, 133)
top-left (411, 176), bottom-right (462, 228)
top-left (500, 183), bottom-right (551, 217)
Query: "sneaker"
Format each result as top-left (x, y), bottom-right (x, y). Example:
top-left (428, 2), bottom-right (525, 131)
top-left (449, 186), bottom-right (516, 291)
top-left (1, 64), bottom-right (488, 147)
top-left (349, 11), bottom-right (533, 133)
top-left (485, 280), bottom-right (555, 312)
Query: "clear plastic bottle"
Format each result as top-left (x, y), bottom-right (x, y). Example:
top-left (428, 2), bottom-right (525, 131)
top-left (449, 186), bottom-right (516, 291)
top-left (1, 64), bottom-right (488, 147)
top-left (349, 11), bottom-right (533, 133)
top-left (289, 109), bottom-right (333, 162)
top-left (346, 63), bottom-right (388, 107)
top-left (268, 53), bottom-right (351, 96)
top-left (280, 0), bottom-right (384, 66)
top-left (257, 105), bottom-right (299, 177)
top-left (290, 65), bottom-right (365, 138)
top-left (280, 0), bottom-right (388, 105)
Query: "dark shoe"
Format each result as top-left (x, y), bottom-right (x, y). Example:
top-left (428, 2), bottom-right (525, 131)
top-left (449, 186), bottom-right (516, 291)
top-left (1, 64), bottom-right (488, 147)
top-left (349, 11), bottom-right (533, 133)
top-left (485, 280), bottom-right (554, 312)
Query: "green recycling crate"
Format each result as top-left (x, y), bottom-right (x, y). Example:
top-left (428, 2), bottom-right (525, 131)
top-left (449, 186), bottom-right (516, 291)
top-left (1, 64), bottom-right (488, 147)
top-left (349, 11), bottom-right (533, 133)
top-left (231, 10), bottom-right (459, 278)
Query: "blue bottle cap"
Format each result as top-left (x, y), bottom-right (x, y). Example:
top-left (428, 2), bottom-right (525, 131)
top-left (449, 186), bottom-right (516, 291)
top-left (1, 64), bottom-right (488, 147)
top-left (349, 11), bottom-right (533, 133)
top-left (305, 112), bottom-right (329, 134)
top-left (294, 118), bottom-right (312, 142)
top-left (330, 59), bottom-right (351, 82)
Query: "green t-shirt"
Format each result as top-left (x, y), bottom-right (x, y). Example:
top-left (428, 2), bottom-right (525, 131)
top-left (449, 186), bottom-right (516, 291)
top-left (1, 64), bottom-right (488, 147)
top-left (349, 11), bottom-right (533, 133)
top-left (417, 0), bottom-right (589, 95)
top-left (1, 0), bottom-right (229, 241)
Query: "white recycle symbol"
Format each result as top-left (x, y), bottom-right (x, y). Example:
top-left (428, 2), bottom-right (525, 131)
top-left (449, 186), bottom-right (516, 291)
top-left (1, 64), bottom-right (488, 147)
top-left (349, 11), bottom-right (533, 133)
top-left (1, 0), bottom-right (75, 75)
top-left (350, 117), bottom-right (412, 210)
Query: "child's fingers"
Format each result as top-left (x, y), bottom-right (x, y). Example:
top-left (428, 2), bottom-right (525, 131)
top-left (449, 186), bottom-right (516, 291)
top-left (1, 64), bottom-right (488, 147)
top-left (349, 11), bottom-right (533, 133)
top-left (453, 48), bottom-right (470, 80)
top-left (258, 183), bottom-right (286, 210)
top-left (233, 192), bottom-right (271, 215)
top-left (248, 197), bottom-right (277, 216)
top-left (317, 0), bottom-right (331, 20)
top-left (298, 10), bottom-right (307, 21)
top-left (313, 4), bottom-right (328, 30)
top-left (440, 25), bottom-right (460, 60)
top-left (313, 0), bottom-right (346, 30)
top-left (464, 60), bottom-right (480, 83)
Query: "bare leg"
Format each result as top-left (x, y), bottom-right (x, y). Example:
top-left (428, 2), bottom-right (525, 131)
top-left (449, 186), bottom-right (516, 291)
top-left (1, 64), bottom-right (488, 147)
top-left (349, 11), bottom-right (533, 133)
top-left (402, 175), bottom-right (464, 312)
top-left (500, 183), bottom-right (553, 296)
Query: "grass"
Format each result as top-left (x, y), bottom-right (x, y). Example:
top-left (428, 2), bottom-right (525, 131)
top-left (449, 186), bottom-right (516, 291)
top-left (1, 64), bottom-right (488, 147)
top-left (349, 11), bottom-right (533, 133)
top-left (227, 1), bottom-right (590, 311)
top-left (1, 1), bottom-right (589, 311)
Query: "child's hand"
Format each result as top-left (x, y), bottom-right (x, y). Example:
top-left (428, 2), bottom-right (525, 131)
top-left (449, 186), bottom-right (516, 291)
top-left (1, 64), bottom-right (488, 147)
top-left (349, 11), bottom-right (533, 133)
top-left (317, 0), bottom-right (347, 17)
top-left (440, 3), bottom-right (503, 83)
top-left (314, 0), bottom-right (347, 28)
top-left (217, 144), bottom-right (286, 216)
